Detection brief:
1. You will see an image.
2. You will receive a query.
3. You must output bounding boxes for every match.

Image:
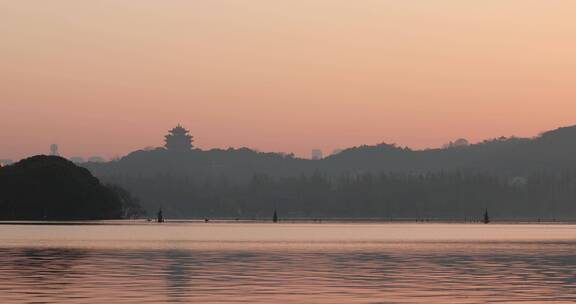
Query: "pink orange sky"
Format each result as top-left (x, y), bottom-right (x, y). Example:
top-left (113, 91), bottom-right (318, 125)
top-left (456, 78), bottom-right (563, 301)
top-left (2, 1), bottom-right (576, 160)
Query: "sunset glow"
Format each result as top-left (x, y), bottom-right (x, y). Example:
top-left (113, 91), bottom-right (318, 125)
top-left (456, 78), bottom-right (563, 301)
top-left (2, 1), bottom-right (576, 160)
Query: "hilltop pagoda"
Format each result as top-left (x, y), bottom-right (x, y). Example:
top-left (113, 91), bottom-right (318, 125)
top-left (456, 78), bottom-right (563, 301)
top-left (165, 124), bottom-right (193, 152)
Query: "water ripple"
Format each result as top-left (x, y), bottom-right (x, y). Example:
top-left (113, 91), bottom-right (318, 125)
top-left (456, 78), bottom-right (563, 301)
top-left (0, 223), bottom-right (574, 303)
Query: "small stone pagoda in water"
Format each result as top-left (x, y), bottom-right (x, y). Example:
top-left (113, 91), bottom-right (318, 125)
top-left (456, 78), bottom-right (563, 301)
top-left (483, 208), bottom-right (490, 224)
top-left (157, 208), bottom-right (165, 223)
top-left (165, 124), bottom-right (193, 152)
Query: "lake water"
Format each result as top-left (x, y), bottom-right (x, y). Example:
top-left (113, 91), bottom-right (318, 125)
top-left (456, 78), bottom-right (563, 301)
top-left (0, 222), bottom-right (575, 303)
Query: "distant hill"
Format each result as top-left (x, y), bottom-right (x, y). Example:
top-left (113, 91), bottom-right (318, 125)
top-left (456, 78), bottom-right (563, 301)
top-left (79, 125), bottom-right (576, 218)
top-left (85, 125), bottom-right (576, 180)
top-left (0, 155), bottom-right (144, 220)
top-left (322, 125), bottom-right (576, 175)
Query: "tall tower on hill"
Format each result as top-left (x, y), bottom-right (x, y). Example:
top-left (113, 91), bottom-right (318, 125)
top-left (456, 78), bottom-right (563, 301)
top-left (50, 144), bottom-right (60, 156)
top-left (165, 125), bottom-right (193, 152)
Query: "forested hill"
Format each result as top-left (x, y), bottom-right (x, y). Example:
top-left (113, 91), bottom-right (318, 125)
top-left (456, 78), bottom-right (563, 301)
top-left (76, 125), bottom-right (576, 219)
top-left (323, 125), bottom-right (576, 176)
top-left (0, 156), bottom-right (145, 220)
top-left (85, 125), bottom-right (576, 181)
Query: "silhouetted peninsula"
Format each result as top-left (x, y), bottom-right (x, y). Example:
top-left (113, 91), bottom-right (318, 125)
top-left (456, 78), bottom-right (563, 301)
top-left (0, 155), bottom-right (144, 220)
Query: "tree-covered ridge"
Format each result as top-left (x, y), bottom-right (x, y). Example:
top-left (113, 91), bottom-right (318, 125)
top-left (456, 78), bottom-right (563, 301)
top-left (87, 125), bottom-right (576, 181)
top-left (0, 156), bottom-right (144, 220)
top-left (81, 124), bottom-right (576, 218)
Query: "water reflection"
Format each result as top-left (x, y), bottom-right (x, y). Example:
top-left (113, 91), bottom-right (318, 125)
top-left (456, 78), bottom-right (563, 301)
top-left (0, 224), bottom-right (574, 303)
top-left (163, 250), bottom-right (194, 303)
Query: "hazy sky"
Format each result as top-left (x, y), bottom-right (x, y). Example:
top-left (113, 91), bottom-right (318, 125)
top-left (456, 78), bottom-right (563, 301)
top-left (2, 1), bottom-right (576, 160)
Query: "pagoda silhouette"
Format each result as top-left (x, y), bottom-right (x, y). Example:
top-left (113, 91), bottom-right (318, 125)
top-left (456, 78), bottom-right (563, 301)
top-left (165, 124), bottom-right (193, 152)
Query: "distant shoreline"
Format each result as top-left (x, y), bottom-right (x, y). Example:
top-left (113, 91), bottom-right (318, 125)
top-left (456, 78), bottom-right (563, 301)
top-left (0, 218), bottom-right (573, 225)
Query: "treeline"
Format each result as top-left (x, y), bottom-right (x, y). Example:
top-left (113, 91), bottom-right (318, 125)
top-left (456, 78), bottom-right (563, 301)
top-left (85, 125), bottom-right (576, 183)
top-left (101, 171), bottom-right (576, 219)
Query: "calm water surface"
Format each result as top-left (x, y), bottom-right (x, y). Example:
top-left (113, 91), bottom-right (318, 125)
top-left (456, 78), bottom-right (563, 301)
top-left (0, 222), bottom-right (575, 303)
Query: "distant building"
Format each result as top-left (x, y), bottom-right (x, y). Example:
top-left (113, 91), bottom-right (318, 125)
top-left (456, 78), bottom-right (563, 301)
top-left (165, 124), bottom-right (193, 152)
top-left (311, 149), bottom-right (323, 160)
top-left (50, 144), bottom-right (60, 156)
top-left (87, 156), bottom-right (106, 163)
top-left (0, 159), bottom-right (13, 167)
top-left (68, 157), bottom-right (85, 164)
top-left (279, 152), bottom-right (295, 159)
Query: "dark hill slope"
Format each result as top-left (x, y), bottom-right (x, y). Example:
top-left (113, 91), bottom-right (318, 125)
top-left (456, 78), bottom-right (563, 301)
top-left (0, 156), bottom-right (128, 220)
